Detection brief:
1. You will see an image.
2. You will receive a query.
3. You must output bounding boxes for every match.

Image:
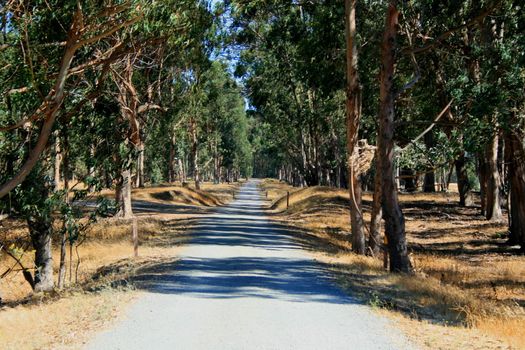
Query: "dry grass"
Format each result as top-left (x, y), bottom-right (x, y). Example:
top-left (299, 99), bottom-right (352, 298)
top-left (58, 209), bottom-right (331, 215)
top-left (129, 181), bottom-right (241, 207)
top-left (385, 312), bottom-right (511, 350)
top-left (260, 178), bottom-right (525, 349)
top-left (0, 181), bottom-right (241, 349)
top-left (0, 288), bottom-right (136, 350)
top-left (83, 180), bottom-right (241, 207)
top-left (0, 213), bottom-right (192, 304)
top-left (0, 181), bottom-right (240, 303)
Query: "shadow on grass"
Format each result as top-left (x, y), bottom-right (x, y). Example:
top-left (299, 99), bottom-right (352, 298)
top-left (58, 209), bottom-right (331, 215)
top-left (282, 221), bottom-right (471, 325)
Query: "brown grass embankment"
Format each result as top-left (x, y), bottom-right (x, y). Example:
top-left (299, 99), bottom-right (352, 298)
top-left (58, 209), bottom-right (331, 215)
top-left (0, 181), bottom-right (242, 349)
top-left (260, 178), bottom-right (525, 349)
top-left (97, 181), bottom-right (241, 208)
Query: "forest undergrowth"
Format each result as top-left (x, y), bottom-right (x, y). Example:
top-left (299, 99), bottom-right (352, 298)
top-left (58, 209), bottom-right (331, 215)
top-left (261, 179), bottom-right (525, 349)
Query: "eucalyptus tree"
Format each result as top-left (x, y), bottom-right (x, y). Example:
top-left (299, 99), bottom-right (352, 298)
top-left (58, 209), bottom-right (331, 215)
top-left (107, 0), bottom-right (213, 215)
top-left (373, 0), bottom-right (512, 270)
top-left (0, 1), bottom-right (142, 291)
top-left (345, 0), bottom-right (365, 254)
top-left (228, 0), bottom-right (347, 186)
top-left (483, 0), bottom-right (525, 248)
top-left (225, 0), bottom-right (523, 267)
top-left (0, 0), bottom-right (215, 290)
top-left (200, 61), bottom-right (252, 182)
top-left (403, 0), bottom-right (524, 247)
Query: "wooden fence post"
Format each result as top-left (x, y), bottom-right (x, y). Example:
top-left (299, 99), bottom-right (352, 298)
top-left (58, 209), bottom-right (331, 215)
top-left (287, 191), bottom-right (290, 209)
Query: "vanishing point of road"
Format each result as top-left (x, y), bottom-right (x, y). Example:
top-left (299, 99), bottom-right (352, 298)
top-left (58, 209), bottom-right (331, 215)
top-left (87, 180), bottom-right (415, 350)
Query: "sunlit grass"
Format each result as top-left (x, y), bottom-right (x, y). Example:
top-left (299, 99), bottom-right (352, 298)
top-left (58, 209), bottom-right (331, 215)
top-left (0, 181), bottom-right (242, 348)
top-left (0, 288), bottom-right (136, 350)
top-left (261, 179), bottom-right (525, 349)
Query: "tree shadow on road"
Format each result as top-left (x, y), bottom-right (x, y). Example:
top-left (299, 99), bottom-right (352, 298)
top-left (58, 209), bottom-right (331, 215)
top-left (127, 200), bottom-right (359, 305)
top-left (131, 255), bottom-right (357, 305)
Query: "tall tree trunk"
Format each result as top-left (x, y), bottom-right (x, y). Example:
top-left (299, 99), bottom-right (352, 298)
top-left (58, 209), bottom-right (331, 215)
top-left (214, 139), bottom-right (220, 184)
top-left (116, 169), bottom-right (133, 218)
top-left (423, 132), bottom-right (436, 192)
top-left (505, 127), bottom-right (525, 250)
top-left (345, 0), bottom-right (365, 254)
top-left (480, 16), bottom-right (502, 220)
top-left (179, 156), bottom-right (186, 183)
top-left (377, 1), bottom-right (412, 273)
top-left (58, 224), bottom-right (67, 289)
top-left (136, 141), bottom-right (145, 188)
top-left (300, 130), bottom-right (308, 185)
top-left (190, 117), bottom-right (200, 190)
top-left (58, 130), bottom-right (70, 289)
top-left (88, 143), bottom-right (96, 192)
top-left (28, 219), bottom-right (54, 292)
top-left (168, 136), bottom-right (176, 183)
top-left (369, 153), bottom-right (382, 256)
top-left (485, 130), bottom-right (503, 221)
top-left (456, 151), bottom-right (474, 206)
top-left (54, 133), bottom-right (62, 191)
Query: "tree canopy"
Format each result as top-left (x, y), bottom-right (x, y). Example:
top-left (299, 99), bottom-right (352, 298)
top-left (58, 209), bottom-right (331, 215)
top-left (0, 0), bottom-right (524, 289)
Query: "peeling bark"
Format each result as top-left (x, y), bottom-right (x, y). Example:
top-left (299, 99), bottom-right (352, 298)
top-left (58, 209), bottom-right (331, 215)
top-left (116, 169), bottom-right (133, 219)
top-left (345, 0), bottom-right (365, 254)
top-left (136, 141), bottom-right (145, 188)
top-left (505, 126), bottom-right (525, 250)
top-left (485, 130), bottom-right (503, 221)
top-left (54, 133), bottom-right (62, 191)
top-left (378, 1), bottom-right (412, 273)
top-left (28, 219), bottom-right (54, 292)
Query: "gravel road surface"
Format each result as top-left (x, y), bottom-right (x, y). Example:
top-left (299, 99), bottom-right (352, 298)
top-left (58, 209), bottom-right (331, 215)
top-left (87, 180), bottom-right (416, 350)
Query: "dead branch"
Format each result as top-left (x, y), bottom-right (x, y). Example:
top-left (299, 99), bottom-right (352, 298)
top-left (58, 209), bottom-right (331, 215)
top-left (399, 99), bottom-right (454, 153)
top-left (1, 246), bottom-right (35, 288)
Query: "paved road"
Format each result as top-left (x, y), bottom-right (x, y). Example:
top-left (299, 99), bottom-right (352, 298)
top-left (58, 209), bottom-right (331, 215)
top-left (87, 180), bottom-right (415, 350)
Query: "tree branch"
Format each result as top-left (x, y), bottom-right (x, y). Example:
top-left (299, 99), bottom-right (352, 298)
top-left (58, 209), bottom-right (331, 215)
top-left (395, 24), bottom-right (421, 99)
top-left (403, 2), bottom-right (501, 55)
top-left (399, 99), bottom-right (454, 153)
top-left (137, 103), bottom-right (167, 114)
top-left (0, 4), bottom-right (140, 198)
top-left (74, 16), bottom-right (142, 50)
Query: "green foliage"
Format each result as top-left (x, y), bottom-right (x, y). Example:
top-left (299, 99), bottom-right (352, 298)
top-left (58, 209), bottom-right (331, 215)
top-left (227, 0), bottom-right (349, 183)
top-left (0, 0), bottom-right (524, 285)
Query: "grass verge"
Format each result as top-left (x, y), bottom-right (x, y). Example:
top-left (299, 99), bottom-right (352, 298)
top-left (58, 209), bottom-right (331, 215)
top-left (0, 287), bottom-right (136, 350)
top-left (260, 178), bottom-right (525, 349)
top-left (0, 181), bottom-right (241, 349)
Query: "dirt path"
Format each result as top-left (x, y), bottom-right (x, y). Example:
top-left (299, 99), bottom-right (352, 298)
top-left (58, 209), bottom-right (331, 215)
top-left (87, 180), bottom-right (415, 349)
